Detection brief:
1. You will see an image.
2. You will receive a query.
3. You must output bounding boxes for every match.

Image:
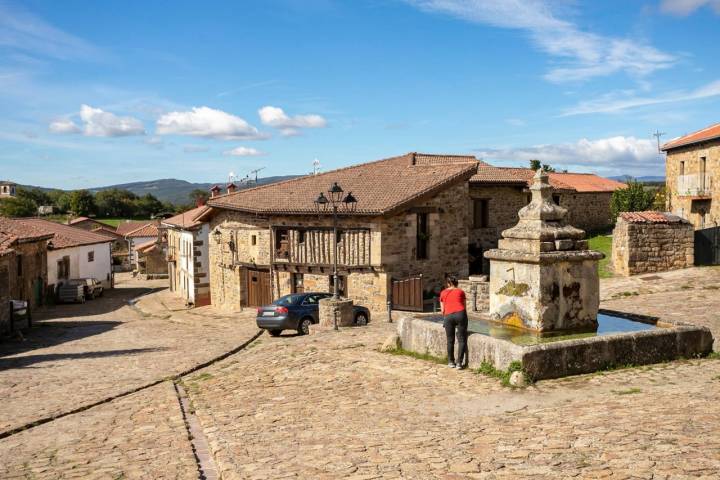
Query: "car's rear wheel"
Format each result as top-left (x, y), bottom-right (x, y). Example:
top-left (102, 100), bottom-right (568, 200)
top-left (355, 312), bottom-right (369, 326)
top-left (268, 329), bottom-right (282, 337)
top-left (297, 317), bottom-right (313, 335)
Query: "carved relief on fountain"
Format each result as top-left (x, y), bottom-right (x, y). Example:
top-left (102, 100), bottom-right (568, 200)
top-left (484, 170), bottom-right (604, 332)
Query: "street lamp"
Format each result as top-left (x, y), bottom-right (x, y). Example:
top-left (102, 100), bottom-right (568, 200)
top-left (314, 184), bottom-right (358, 299)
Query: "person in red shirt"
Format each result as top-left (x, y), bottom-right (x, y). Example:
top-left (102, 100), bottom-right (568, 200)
top-left (439, 275), bottom-right (468, 369)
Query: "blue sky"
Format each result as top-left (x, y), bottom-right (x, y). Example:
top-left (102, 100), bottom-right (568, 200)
top-left (1, 0), bottom-right (719, 189)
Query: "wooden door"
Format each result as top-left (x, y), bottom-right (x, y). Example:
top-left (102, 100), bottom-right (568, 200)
top-left (391, 276), bottom-right (424, 311)
top-left (246, 269), bottom-right (272, 306)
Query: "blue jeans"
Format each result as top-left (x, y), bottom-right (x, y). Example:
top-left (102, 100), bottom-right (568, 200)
top-left (444, 310), bottom-right (468, 366)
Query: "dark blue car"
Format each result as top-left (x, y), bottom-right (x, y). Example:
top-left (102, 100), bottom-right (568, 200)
top-left (256, 292), bottom-right (371, 336)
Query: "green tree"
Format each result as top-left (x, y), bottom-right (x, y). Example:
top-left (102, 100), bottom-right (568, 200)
top-left (529, 159), bottom-right (555, 172)
top-left (16, 187), bottom-right (51, 207)
top-left (69, 190), bottom-right (96, 216)
top-left (133, 194), bottom-right (164, 217)
top-left (189, 188), bottom-right (209, 206)
top-left (0, 196), bottom-right (37, 217)
top-left (610, 181), bottom-right (655, 222)
top-left (95, 189), bottom-right (137, 217)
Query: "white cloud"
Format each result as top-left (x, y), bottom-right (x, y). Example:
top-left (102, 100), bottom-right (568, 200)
top-left (475, 136), bottom-right (661, 175)
top-left (156, 106), bottom-right (268, 140)
top-left (49, 118), bottom-right (81, 134)
top-left (79, 104), bottom-right (145, 137)
top-left (562, 79), bottom-right (720, 116)
top-left (258, 106), bottom-right (327, 136)
top-left (223, 146), bottom-right (264, 157)
top-left (0, 3), bottom-right (100, 60)
top-left (405, 0), bottom-right (676, 82)
top-left (505, 118), bottom-right (526, 127)
top-left (660, 0), bottom-right (720, 15)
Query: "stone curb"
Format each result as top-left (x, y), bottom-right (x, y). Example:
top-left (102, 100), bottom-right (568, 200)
top-left (0, 329), bottom-right (264, 440)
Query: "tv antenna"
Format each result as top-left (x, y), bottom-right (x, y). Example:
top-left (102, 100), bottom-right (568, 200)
top-left (248, 167), bottom-right (265, 184)
top-left (228, 171), bottom-right (237, 184)
top-left (652, 130), bottom-right (665, 153)
top-left (313, 158), bottom-right (321, 175)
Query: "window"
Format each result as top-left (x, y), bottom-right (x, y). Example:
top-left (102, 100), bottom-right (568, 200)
top-left (473, 199), bottom-right (489, 228)
top-left (680, 160), bottom-right (685, 176)
top-left (297, 230), bottom-right (306, 244)
top-left (416, 213), bottom-right (429, 260)
top-left (700, 156), bottom-right (707, 190)
top-left (275, 229), bottom-right (289, 257)
top-left (251, 235), bottom-right (257, 246)
top-left (87, 251), bottom-right (95, 262)
top-left (552, 194), bottom-right (561, 205)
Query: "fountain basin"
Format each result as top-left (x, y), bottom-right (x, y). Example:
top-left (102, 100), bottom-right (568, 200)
top-left (396, 310), bottom-right (713, 380)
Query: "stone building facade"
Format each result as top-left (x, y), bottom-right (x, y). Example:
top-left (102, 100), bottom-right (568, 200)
top-left (164, 206), bottom-right (211, 307)
top-left (662, 124), bottom-right (720, 230)
top-left (0, 218), bottom-right (51, 335)
top-left (612, 211), bottom-right (694, 276)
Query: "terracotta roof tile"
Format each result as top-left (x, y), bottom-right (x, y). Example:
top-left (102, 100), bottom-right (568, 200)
top-left (470, 166), bottom-right (625, 192)
top-left (17, 218), bottom-right (112, 249)
top-left (135, 239), bottom-right (159, 253)
top-left (91, 225), bottom-right (124, 239)
top-left (116, 220), bottom-right (158, 236)
top-left (208, 153), bottom-right (479, 216)
top-left (619, 211), bottom-right (687, 224)
top-left (0, 217), bottom-right (54, 244)
top-left (162, 205), bottom-right (210, 229)
top-left (125, 223), bottom-right (160, 238)
top-left (662, 122), bottom-right (720, 151)
top-left (0, 232), bottom-right (17, 256)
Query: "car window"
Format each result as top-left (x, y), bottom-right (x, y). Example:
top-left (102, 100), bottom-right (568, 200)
top-left (273, 294), bottom-right (303, 306)
top-left (302, 295), bottom-right (319, 305)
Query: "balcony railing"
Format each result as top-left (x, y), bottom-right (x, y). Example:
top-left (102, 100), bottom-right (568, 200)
top-left (677, 173), bottom-right (712, 197)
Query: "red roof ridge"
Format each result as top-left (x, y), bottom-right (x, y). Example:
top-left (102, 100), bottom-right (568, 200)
top-left (661, 121), bottom-right (720, 150)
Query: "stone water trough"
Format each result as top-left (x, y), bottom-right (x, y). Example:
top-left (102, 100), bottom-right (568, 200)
top-left (397, 171), bottom-right (714, 380)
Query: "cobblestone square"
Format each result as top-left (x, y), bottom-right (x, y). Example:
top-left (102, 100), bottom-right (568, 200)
top-left (1, 268), bottom-right (719, 478)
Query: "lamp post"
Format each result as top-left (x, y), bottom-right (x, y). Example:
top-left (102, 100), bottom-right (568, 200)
top-left (314, 183), bottom-right (358, 299)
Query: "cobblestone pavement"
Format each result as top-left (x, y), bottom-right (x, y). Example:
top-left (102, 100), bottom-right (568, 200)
top-left (0, 382), bottom-right (198, 479)
top-left (601, 266), bottom-right (720, 348)
top-left (185, 321), bottom-right (720, 479)
top-left (0, 274), bottom-right (259, 433)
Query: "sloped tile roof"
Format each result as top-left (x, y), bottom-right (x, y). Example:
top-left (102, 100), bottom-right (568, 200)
top-left (0, 232), bottom-right (17, 256)
top-left (91, 225), bottom-right (124, 240)
top-left (619, 211), bottom-right (688, 224)
top-left (662, 122), bottom-right (720, 151)
top-left (17, 218), bottom-right (112, 249)
top-left (0, 217), bottom-right (54, 245)
top-left (135, 239), bottom-right (159, 253)
top-left (125, 223), bottom-right (160, 238)
top-left (470, 166), bottom-right (625, 192)
top-left (116, 220), bottom-right (158, 236)
top-left (162, 205), bottom-right (210, 229)
top-left (208, 153), bottom-right (479, 216)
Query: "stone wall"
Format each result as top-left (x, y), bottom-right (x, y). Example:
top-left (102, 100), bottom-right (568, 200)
top-left (558, 192), bottom-right (614, 233)
top-left (0, 253), bottom-right (14, 335)
top-left (458, 276), bottom-right (490, 313)
top-left (612, 215), bottom-right (694, 276)
top-left (382, 181), bottom-right (470, 297)
top-left (665, 138), bottom-right (720, 229)
top-left (1, 239), bottom-right (48, 335)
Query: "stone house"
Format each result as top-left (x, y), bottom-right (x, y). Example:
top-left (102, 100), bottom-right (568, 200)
top-left (201, 153), bottom-right (478, 313)
top-left (163, 205), bottom-right (211, 307)
top-left (468, 165), bottom-right (625, 274)
top-left (122, 222), bottom-right (161, 269)
top-left (135, 239), bottom-right (168, 278)
top-left (662, 122), bottom-right (720, 230)
top-left (0, 181), bottom-right (17, 198)
top-left (0, 218), bottom-right (52, 335)
top-left (16, 218), bottom-right (113, 291)
top-left (68, 216), bottom-right (107, 231)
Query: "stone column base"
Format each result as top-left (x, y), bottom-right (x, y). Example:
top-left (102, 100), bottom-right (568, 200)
top-left (319, 298), bottom-right (354, 328)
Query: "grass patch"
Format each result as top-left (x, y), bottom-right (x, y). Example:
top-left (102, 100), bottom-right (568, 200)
top-left (97, 217), bottom-right (151, 228)
top-left (707, 351), bottom-right (720, 359)
top-left (588, 234), bottom-right (613, 278)
top-left (383, 347), bottom-right (446, 364)
top-left (476, 360), bottom-right (528, 387)
top-left (612, 387), bottom-right (641, 395)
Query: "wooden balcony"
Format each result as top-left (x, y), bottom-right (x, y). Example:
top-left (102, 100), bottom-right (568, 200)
top-left (272, 227), bottom-right (372, 268)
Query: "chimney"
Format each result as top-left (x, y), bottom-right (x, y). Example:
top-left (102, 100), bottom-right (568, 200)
top-left (210, 185), bottom-right (221, 198)
top-left (226, 182), bottom-right (237, 194)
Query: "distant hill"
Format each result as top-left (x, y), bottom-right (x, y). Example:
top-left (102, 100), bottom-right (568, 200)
top-left (20, 176), bottom-right (298, 206)
top-left (609, 175), bottom-right (665, 183)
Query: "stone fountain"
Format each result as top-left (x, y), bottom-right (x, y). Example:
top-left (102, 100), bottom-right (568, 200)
top-left (484, 170), bottom-right (603, 332)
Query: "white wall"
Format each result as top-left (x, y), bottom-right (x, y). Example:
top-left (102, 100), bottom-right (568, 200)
top-left (48, 242), bottom-right (113, 288)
